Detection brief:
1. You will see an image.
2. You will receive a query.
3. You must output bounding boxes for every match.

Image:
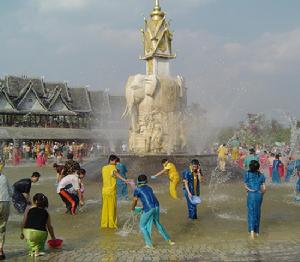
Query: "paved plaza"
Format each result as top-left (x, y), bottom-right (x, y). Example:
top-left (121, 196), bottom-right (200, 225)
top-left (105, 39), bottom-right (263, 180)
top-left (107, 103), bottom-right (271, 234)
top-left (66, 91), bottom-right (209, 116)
top-left (5, 238), bottom-right (300, 261)
top-left (3, 165), bottom-right (300, 261)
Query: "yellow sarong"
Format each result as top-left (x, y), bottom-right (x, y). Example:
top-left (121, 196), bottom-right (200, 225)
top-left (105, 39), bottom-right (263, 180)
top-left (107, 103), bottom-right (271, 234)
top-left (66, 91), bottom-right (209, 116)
top-left (164, 162), bottom-right (180, 199)
top-left (101, 164), bottom-right (117, 228)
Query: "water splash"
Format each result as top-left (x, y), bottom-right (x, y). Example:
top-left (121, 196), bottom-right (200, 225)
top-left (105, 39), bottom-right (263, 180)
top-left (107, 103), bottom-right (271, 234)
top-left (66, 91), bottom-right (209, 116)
top-left (117, 212), bottom-right (140, 237)
top-left (208, 170), bottom-right (233, 214)
top-left (85, 199), bottom-right (101, 205)
top-left (160, 207), bottom-right (168, 214)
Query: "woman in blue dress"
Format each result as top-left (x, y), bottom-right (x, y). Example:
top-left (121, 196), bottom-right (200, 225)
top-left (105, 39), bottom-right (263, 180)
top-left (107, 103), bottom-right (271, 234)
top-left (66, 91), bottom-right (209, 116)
top-left (272, 154), bottom-right (282, 184)
top-left (244, 160), bottom-right (266, 239)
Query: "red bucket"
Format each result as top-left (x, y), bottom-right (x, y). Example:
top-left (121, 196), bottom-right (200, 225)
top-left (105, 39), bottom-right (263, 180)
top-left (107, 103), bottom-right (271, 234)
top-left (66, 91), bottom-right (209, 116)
top-left (47, 239), bottom-right (63, 249)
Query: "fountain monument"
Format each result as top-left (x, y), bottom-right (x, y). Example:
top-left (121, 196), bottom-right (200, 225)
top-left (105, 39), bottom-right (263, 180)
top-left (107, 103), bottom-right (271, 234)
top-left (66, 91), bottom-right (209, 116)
top-left (123, 0), bottom-right (187, 154)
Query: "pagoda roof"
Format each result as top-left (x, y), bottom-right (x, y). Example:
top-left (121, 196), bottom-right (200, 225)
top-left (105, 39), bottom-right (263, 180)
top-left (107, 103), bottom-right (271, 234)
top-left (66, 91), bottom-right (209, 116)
top-left (15, 81), bottom-right (48, 112)
top-left (0, 75), bottom-right (126, 118)
top-left (5, 75), bottom-right (46, 98)
top-left (68, 87), bottom-right (92, 113)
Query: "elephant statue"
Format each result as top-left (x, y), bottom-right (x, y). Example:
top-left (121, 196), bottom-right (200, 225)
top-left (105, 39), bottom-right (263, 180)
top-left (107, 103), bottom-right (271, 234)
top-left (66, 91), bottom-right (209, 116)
top-left (122, 73), bottom-right (187, 153)
top-left (122, 74), bottom-right (186, 133)
top-left (122, 74), bottom-right (159, 133)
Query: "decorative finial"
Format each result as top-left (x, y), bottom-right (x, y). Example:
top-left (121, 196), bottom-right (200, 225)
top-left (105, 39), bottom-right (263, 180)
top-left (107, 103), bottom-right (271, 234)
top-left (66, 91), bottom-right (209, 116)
top-left (151, 0), bottom-right (164, 20)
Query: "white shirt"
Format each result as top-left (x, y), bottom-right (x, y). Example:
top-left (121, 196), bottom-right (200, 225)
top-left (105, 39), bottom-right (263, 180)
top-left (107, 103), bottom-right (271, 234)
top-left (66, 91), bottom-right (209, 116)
top-left (57, 174), bottom-right (80, 194)
top-left (0, 174), bottom-right (12, 201)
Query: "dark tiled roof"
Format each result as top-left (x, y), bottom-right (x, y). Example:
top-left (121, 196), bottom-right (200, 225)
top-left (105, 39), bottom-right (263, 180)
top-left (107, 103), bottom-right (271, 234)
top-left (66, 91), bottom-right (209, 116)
top-left (16, 82), bottom-right (47, 112)
top-left (5, 75), bottom-right (30, 97)
top-left (68, 87), bottom-right (92, 112)
top-left (0, 79), bottom-right (5, 89)
top-left (89, 90), bottom-right (110, 114)
top-left (0, 88), bottom-right (17, 111)
top-left (48, 88), bottom-right (73, 112)
top-left (44, 82), bottom-right (71, 102)
top-left (0, 75), bottom-right (126, 116)
top-left (5, 75), bottom-right (45, 98)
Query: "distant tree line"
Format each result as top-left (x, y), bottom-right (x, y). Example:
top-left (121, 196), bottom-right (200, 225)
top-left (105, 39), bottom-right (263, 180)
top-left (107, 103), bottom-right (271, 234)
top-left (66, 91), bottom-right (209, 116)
top-left (217, 114), bottom-right (291, 146)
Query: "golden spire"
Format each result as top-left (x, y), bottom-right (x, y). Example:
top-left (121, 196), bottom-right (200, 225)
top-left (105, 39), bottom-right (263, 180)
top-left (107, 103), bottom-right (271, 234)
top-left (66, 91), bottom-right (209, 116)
top-left (151, 0), bottom-right (164, 20)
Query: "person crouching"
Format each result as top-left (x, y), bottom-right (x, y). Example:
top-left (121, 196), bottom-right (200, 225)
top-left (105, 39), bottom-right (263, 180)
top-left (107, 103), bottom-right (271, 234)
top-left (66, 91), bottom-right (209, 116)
top-left (132, 174), bottom-right (175, 248)
top-left (21, 193), bottom-right (56, 257)
top-left (57, 169), bottom-right (85, 215)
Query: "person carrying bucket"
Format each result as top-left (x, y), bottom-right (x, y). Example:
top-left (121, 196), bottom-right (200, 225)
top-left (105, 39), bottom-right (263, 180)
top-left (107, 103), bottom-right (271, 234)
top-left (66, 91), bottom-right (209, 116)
top-left (20, 193), bottom-right (56, 257)
top-left (182, 159), bottom-right (203, 220)
top-left (131, 174), bottom-right (175, 248)
top-left (152, 159), bottom-right (180, 199)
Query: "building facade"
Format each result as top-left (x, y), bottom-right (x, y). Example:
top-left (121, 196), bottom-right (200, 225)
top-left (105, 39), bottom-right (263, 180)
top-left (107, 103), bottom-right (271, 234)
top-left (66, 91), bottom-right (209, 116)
top-left (0, 75), bottom-right (126, 130)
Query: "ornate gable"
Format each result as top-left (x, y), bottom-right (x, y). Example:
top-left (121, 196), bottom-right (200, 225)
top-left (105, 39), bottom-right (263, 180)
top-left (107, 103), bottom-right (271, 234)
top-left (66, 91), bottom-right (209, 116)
top-left (17, 83), bottom-right (47, 112)
top-left (0, 89), bottom-right (16, 111)
top-left (48, 89), bottom-right (74, 114)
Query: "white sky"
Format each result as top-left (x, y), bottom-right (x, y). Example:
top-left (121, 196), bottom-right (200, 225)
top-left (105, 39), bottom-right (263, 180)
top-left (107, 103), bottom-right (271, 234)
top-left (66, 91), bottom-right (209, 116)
top-left (0, 0), bottom-right (300, 125)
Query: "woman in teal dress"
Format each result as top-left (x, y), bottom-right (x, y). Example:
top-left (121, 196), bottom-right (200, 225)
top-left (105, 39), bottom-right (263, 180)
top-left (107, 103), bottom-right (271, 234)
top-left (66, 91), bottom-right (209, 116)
top-left (244, 160), bottom-right (266, 239)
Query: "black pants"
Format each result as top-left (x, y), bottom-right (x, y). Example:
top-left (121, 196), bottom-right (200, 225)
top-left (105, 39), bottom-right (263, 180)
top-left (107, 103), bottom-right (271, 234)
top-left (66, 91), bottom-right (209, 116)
top-left (12, 191), bottom-right (27, 214)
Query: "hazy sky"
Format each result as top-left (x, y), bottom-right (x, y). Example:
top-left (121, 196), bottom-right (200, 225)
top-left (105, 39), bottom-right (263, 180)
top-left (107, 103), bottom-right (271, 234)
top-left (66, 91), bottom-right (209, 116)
top-left (1, 0), bottom-right (300, 124)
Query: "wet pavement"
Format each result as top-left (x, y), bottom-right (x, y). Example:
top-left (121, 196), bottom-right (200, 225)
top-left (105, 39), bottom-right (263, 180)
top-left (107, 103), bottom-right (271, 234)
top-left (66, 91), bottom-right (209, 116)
top-left (3, 163), bottom-right (300, 261)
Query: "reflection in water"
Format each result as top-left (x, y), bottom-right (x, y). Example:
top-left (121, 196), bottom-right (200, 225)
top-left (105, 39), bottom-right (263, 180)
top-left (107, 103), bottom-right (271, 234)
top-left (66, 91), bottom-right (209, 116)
top-left (217, 213), bottom-right (246, 221)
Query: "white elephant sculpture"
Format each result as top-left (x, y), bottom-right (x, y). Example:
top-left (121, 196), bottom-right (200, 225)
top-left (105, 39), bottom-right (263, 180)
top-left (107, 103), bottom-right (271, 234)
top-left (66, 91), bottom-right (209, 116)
top-left (122, 74), bottom-right (186, 133)
top-left (122, 73), bottom-right (187, 153)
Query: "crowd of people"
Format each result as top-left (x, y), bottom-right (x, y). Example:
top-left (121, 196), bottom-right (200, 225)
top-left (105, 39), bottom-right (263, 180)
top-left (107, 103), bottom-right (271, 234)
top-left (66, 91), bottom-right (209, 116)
top-left (0, 141), bottom-right (119, 166)
top-left (216, 142), bottom-right (300, 239)
top-left (0, 152), bottom-right (86, 258)
top-left (216, 143), bottom-right (300, 184)
top-left (0, 146), bottom-right (299, 259)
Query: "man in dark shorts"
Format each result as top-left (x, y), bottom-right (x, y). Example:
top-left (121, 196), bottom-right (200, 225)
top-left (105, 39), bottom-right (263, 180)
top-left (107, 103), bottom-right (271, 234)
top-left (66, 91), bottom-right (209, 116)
top-left (12, 172), bottom-right (40, 213)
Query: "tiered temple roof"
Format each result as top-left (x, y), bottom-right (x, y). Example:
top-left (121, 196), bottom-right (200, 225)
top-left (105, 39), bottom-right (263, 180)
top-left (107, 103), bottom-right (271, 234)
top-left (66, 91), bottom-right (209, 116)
top-left (0, 75), bottom-right (125, 117)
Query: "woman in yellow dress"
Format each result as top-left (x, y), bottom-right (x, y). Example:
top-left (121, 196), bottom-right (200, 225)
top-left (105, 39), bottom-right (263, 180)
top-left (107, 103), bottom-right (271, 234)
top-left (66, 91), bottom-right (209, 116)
top-left (152, 159), bottom-right (180, 199)
top-left (101, 155), bottom-right (129, 229)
